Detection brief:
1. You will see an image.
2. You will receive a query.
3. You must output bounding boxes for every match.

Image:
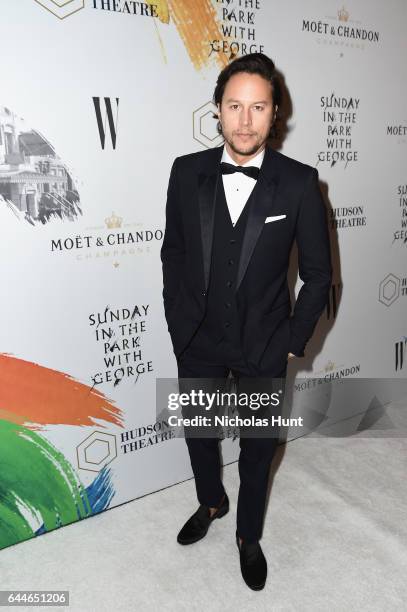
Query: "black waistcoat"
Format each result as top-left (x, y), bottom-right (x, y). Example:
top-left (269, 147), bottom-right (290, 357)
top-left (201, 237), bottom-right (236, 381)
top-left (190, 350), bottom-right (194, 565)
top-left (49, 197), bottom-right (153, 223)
top-left (198, 175), bottom-right (254, 346)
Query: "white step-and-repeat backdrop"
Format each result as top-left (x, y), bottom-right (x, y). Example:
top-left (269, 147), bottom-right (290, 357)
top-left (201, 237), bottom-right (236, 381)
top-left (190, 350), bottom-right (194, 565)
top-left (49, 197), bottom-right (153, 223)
top-left (0, 0), bottom-right (406, 550)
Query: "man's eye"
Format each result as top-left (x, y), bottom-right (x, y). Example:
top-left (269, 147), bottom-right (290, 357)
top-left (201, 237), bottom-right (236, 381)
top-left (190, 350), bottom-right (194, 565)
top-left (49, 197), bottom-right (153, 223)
top-left (254, 106), bottom-right (264, 111)
top-left (230, 105), bottom-right (239, 109)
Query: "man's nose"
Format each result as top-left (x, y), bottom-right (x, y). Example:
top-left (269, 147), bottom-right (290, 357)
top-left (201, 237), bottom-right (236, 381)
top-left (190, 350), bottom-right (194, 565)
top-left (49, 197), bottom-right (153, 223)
top-left (240, 108), bottom-right (252, 126)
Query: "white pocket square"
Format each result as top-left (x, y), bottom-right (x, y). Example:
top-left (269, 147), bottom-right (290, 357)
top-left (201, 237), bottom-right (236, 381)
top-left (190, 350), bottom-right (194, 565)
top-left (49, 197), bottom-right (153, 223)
top-left (265, 214), bottom-right (286, 223)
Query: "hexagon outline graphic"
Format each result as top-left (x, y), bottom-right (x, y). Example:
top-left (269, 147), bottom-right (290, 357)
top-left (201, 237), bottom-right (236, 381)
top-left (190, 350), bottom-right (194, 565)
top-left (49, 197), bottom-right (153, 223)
top-left (76, 430), bottom-right (117, 473)
top-left (200, 110), bottom-right (222, 142)
top-left (84, 439), bottom-right (110, 465)
top-left (34, 0), bottom-right (85, 20)
top-left (379, 273), bottom-right (400, 306)
top-left (193, 101), bottom-right (224, 149)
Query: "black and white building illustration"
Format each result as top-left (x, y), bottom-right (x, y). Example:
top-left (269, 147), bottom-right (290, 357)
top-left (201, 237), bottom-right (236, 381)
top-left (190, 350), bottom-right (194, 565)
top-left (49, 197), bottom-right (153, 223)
top-left (0, 106), bottom-right (81, 225)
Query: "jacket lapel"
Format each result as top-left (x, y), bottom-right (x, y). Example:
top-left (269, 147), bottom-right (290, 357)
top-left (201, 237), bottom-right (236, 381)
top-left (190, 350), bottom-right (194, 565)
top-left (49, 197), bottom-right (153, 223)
top-left (198, 146), bottom-right (223, 291)
top-left (198, 144), bottom-right (280, 293)
top-left (235, 145), bottom-right (279, 292)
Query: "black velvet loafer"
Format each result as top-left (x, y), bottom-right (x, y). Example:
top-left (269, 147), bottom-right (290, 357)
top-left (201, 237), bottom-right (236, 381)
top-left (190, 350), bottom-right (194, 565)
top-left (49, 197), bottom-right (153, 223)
top-left (177, 493), bottom-right (229, 545)
top-left (236, 530), bottom-right (267, 590)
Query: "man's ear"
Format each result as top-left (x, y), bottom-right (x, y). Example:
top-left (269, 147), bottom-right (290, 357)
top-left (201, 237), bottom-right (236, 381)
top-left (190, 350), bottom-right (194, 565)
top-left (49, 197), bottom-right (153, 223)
top-left (216, 103), bottom-right (221, 119)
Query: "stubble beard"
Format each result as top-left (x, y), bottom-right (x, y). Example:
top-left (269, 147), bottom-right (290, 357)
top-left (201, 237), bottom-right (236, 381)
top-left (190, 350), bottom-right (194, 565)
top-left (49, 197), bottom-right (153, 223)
top-left (225, 132), bottom-right (268, 158)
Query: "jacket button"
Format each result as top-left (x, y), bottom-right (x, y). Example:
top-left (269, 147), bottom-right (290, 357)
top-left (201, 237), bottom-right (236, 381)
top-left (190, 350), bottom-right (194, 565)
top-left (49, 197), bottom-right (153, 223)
top-left (202, 290), bottom-right (206, 296)
top-left (225, 321), bottom-right (231, 328)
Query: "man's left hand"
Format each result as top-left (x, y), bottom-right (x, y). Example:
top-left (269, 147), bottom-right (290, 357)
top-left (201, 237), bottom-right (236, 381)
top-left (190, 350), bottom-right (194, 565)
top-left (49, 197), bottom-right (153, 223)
top-left (287, 352), bottom-right (297, 360)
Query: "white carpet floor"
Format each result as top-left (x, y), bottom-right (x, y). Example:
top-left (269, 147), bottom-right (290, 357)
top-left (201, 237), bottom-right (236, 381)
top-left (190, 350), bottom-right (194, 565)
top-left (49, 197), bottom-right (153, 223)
top-left (1, 397), bottom-right (406, 612)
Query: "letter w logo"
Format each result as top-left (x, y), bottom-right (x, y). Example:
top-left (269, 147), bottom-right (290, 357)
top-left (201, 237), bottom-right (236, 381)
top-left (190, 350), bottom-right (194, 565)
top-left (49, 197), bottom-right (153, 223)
top-left (92, 97), bottom-right (119, 150)
top-left (395, 337), bottom-right (407, 371)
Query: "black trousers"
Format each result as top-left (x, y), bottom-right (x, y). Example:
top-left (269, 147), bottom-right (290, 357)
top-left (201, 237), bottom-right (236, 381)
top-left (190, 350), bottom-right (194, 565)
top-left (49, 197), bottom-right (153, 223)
top-left (176, 325), bottom-right (287, 544)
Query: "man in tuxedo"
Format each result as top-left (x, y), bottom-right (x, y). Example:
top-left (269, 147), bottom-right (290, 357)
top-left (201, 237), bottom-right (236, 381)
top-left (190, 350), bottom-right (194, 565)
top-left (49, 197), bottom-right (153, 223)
top-left (161, 53), bottom-right (332, 590)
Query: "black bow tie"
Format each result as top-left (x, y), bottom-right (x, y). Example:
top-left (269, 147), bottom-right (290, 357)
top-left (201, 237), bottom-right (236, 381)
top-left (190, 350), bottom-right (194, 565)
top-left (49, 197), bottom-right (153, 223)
top-left (220, 161), bottom-right (259, 180)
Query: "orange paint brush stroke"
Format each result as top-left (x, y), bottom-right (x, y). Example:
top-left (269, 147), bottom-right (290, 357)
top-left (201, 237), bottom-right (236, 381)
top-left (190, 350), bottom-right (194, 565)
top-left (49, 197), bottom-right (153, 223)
top-left (166, 0), bottom-right (229, 70)
top-left (0, 354), bottom-right (123, 431)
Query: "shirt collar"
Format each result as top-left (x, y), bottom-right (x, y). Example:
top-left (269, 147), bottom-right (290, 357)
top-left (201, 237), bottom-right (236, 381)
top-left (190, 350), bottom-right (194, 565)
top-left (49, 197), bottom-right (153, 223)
top-left (221, 144), bottom-right (265, 168)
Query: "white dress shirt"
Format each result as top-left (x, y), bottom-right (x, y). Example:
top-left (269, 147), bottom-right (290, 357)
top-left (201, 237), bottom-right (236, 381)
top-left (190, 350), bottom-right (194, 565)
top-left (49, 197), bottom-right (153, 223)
top-left (220, 145), bottom-right (265, 226)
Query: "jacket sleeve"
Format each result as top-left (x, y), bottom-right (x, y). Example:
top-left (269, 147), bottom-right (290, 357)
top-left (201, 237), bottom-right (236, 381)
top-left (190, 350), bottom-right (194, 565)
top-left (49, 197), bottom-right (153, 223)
top-left (160, 157), bottom-right (185, 321)
top-left (288, 168), bottom-right (333, 357)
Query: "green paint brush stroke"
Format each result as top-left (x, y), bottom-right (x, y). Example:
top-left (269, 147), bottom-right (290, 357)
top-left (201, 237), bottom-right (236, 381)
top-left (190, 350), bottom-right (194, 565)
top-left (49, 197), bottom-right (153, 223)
top-left (0, 419), bottom-right (92, 550)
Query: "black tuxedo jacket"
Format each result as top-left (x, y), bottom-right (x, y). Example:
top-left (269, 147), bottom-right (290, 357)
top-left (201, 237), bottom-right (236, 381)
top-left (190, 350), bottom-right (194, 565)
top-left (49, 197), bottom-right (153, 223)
top-left (161, 144), bottom-right (332, 365)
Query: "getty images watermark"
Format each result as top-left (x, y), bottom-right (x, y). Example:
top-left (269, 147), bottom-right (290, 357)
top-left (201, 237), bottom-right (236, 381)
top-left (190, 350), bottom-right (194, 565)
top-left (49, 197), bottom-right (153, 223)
top-left (157, 375), bottom-right (293, 439)
top-left (155, 377), bottom-right (407, 439)
top-left (166, 387), bottom-right (297, 429)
